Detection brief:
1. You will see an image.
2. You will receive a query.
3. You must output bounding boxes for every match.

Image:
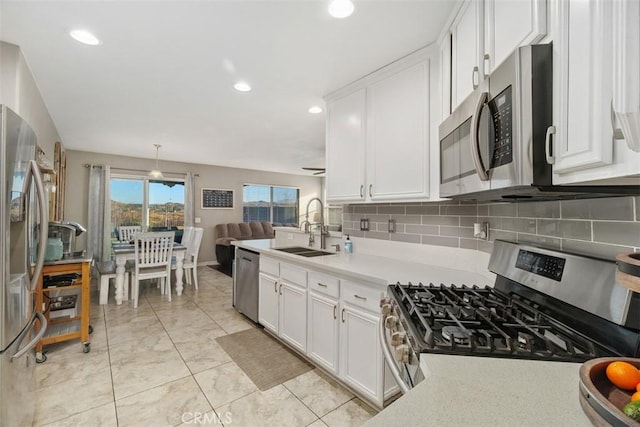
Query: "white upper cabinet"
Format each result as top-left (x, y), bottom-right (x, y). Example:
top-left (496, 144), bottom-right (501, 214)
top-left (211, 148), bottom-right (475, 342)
top-left (442, 0), bottom-right (547, 115)
top-left (450, 0), bottom-right (484, 111)
top-left (550, 0), bottom-right (640, 184)
top-left (326, 89), bottom-right (366, 201)
top-left (366, 61), bottom-right (429, 201)
top-left (325, 47), bottom-right (435, 203)
top-left (484, 0), bottom-right (547, 74)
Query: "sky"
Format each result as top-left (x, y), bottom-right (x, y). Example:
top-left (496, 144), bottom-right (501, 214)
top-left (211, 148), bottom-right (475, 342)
top-left (111, 179), bottom-right (185, 204)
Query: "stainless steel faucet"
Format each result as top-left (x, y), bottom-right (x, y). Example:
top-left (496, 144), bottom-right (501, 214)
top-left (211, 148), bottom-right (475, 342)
top-left (303, 197), bottom-right (329, 249)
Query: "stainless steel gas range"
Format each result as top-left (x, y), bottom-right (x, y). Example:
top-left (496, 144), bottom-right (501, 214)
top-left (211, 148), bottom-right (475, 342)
top-left (380, 240), bottom-right (640, 394)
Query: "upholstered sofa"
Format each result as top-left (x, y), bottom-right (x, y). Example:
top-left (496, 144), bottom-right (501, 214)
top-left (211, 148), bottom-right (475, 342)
top-left (214, 222), bottom-right (276, 272)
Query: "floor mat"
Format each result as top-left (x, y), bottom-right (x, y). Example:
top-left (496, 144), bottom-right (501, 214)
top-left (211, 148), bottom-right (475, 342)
top-left (208, 264), bottom-right (232, 277)
top-left (216, 328), bottom-right (313, 391)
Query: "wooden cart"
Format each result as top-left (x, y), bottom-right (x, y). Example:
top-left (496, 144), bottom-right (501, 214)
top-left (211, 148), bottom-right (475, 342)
top-left (35, 257), bottom-right (92, 362)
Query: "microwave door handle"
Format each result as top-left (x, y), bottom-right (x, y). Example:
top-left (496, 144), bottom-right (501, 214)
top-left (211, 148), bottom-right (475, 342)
top-left (27, 160), bottom-right (48, 288)
top-left (470, 92), bottom-right (490, 181)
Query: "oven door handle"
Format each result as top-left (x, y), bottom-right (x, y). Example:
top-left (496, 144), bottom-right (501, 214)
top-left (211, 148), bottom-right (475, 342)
top-left (470, 91), bottom-right (490, 181)
top-left (379, 317), bottom-right (410, 394)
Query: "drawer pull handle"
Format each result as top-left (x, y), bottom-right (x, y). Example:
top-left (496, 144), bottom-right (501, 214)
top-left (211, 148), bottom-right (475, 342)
top-left (317, 282), bottom-right (327, 287)
top-left (333, 305), bottom-right (337, 319)
top-left (354, 294), bottom-right (367, 301)
top-left (274, 280), bottom-right (278, 293)
top-left (341, 308), bottom-right (345, 322)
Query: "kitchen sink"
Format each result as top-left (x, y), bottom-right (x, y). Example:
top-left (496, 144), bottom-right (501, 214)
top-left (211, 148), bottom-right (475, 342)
top-left (274, 246), bottom-right (315, 254)
top-left (274, 247), bottom-right (336, 257)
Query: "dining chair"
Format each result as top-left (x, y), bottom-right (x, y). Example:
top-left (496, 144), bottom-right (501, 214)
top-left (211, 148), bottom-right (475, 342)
top-left (181, 226), bottom-right (195, 247)
top-left (132, 231), bottom-right (174, 308)
top-left (119, 225), bottom-right (141, 242)
top-left (183, 227), bottom-right (203, 289)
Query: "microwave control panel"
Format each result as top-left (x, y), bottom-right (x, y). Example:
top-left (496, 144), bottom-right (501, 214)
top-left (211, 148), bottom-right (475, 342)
top-left (489, 86), bottom-right (513, 168)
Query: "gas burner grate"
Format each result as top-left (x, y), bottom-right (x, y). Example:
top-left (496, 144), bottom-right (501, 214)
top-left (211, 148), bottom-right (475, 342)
top-left (389, 282), bottom-right (602, 362)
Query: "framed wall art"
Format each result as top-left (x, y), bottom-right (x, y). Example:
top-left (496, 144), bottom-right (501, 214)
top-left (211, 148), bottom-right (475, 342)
top-left (201, 188), bottom-right (234, 209)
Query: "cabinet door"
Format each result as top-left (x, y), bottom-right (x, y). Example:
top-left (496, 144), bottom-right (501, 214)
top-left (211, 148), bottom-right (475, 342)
top-left (339, 305), bottom-right (381, 405)
top-left (367, 60), bottom-right (430, 201)
top-left (279, 282), bottom-right (307, 353)
top-left (258, 273), bottom-right (279, 333)
top-left (307, 292), bottom-right (339, 374)
top-left (484, 0), bottom-right (546, 73)
top-left (551, 0), bottom-right (614, 178)
top-left (326, 89), bottom-right (366, 202)
top-left (440, 33), bottom-right (452, 119)
top-left (451, 0), bottom-right (483, 110)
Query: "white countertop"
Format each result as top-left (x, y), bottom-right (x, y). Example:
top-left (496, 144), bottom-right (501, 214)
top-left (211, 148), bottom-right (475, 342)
top-left (233, 239), bottom-right (493, 288)
top-left (365, 354), bottom-right (591, 427)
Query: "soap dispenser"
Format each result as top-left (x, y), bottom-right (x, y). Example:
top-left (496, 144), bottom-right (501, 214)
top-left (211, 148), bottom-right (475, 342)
top-left (344, 234), bottom-right (353, 254)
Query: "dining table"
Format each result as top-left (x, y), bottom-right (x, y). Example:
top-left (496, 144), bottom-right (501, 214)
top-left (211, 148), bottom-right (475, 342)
top-left (111, 241), bottom-right (187, 305)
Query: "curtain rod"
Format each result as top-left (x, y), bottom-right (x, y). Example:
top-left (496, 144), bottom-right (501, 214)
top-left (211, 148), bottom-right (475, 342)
top-left (84, 164), bottom-right (199, 177)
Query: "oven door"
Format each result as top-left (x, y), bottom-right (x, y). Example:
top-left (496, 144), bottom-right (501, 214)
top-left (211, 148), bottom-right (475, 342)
top-left (379, 311), bottom-right (423, 393)
top-left (439, 82), bottom-right (491, 198)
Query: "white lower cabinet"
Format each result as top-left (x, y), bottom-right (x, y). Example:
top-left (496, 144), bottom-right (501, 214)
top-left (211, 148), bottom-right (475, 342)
top-left (339, 304), bottom-right (381, 403)
top-left (307, 291), bottom-right (339, 375)
top-left (258, 258), bottom-right (308, 350)
top-left (258, 256), bottom-right (395, 408)
top-left (258, 272), bottom-right (279, 333)
top-left (279, 281), bottom-right (307, 353)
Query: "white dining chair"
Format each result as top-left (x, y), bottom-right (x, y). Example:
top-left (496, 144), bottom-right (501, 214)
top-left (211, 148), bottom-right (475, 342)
top-left (132, 231), bottom-right (174, 308)
top-left (183, 227), bottom-right (203, 289)
top-left (119, 225), bottom-right (141, 242)
top-left (181, 226), bottom-right (195, 247)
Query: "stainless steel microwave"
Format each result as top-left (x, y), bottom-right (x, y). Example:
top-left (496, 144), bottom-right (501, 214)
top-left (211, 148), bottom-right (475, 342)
top-left (438, 43), bottom-right (640, 201)
top-left (439, 44), bottom-right (554, 200)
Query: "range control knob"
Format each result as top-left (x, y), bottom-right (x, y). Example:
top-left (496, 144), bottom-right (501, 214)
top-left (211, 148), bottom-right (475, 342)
top-left (381, 303), bottom-right (392, 316)
top-left (395, 344), bottom-right (411, 364)
top-left (391, 331), bottom-right (406, 346)
top-left (379, 297), bottom-right (390, 308)
top-left (384, 315), bottom-right (399, 331)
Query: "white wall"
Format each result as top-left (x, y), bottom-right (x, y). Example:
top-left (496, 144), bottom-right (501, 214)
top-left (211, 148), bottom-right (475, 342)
top-left (65, 150), bottom-right (324, 264)
top-left (0, 42), bottom-right (61, 161)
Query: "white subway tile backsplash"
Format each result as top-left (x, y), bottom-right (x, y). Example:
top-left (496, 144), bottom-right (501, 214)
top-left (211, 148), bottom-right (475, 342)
top-left (342, 196), bottom-right (639, 260)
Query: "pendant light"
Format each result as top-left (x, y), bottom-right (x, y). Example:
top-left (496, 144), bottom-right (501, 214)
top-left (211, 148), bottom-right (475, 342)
top-left (149, 144), bottom-right (164, 179)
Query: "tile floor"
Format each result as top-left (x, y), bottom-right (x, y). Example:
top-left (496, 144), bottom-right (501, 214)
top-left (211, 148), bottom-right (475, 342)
top-left (35, 266), bottom-right (378, 427)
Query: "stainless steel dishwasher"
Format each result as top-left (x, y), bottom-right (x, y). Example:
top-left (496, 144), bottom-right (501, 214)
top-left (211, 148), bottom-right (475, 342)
top-left (232, 247), bottom-right (259, 322)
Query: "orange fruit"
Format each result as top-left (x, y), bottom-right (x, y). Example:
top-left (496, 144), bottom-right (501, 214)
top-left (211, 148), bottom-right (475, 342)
top-left (633, 391), bottom-right (640, 402)
top-left (606, 361), bottom-right (640, 390)
top-left (638, 383), bottom-right (640, 393)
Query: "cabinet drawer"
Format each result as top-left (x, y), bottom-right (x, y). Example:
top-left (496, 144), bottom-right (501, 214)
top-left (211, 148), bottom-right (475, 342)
top-left (280, 263), bottom-right (307, 287)
top-left (260, 257), bottom-right (279, 276)
top-left (341, 280), bottom-right (384, 313)
top-left (308, 271), bottom-right (340, 299)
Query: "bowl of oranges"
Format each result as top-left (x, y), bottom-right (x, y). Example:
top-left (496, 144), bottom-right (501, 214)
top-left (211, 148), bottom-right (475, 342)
top-left (579, 357), bottom-right (640, 426)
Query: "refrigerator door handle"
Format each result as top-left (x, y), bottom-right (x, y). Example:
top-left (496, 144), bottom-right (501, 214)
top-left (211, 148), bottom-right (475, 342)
top-left (11, 311), bottom-right (47, 360)
top-left (27, 160), bottom-right (48, 289)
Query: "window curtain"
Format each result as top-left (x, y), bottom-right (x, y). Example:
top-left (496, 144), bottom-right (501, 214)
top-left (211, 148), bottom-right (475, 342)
top-left (87, 164), bottom-right (111, 263)
top-left (184, 172), bottom-right (195, 227)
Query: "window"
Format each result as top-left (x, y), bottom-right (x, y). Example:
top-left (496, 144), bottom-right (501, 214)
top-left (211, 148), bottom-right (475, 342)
top-left (110, 175), bottom-right (185, 239)
top-left (243, 184), bottom-right (299, 225)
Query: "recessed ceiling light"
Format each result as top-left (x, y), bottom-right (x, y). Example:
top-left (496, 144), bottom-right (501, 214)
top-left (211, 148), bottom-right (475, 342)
top-left (328, 0), bottom-right (355, 19)
top-left (234, 82), bottom-right (252, 92)
top-left (69, 29), bottom-right (100, 46)
top-left (308, 106), bottom-right (323, 114)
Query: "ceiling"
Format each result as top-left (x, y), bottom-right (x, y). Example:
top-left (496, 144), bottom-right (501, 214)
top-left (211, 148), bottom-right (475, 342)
top-left (1, 0), bottom-right (455, 175)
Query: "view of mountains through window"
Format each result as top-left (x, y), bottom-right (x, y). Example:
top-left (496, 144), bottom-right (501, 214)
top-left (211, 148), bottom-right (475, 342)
top-left (243, 184), bottom-right (299, 225)
top-left (110, 178), bottom-right (185, 234)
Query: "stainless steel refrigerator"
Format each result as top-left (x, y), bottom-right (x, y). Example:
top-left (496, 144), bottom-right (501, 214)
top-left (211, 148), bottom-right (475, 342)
top-left (0, 105), bottom-right (49, 426)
